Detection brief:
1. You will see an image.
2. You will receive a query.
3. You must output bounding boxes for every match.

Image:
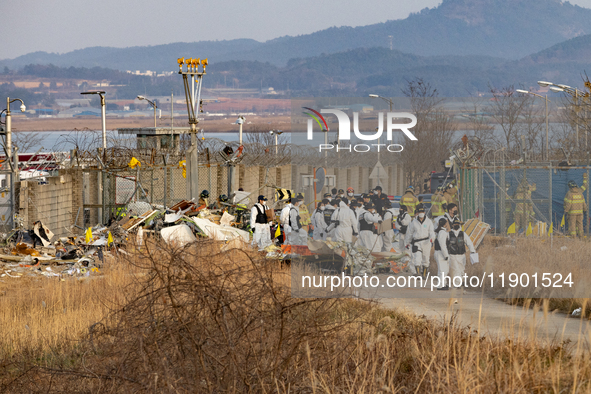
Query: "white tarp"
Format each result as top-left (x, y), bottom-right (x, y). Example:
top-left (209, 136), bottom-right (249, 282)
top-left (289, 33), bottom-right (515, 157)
top-left (191, 217), bottom-right (250, 242)
top-left (161, 224), bottom-right (197, 246)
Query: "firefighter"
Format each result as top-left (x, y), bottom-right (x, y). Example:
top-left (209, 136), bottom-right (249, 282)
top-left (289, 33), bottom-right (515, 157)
top-left (401, 186), bottom-right (419, 217)
top-left (356, 202), bottom-right (382, 252)
top-left (199, 190), bottom-right (209, 207)
top-left (443, 182), bottom-right (459, 208)
top-left (347, 187), bottom-right (355, 198)
top-left (513, 179), bottom-right (536, 232)
top-left (564, 180), bottom-right (588, 238)
top-left (447, 217), bottom-right (476, 287)
top-left (250, 195), bottom-right (271, 249)
top-left (430, 186), bottom-right (447, 218)
top-left (405, 204), bottom-right (435, 279)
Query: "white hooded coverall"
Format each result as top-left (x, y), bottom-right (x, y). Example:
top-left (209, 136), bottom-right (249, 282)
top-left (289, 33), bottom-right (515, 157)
top-left (312, 207), bottom-right (327, 241)
top-left (251, 203), bottom-right (271, 249)
top-left (356, 210), bottom-right (382, 252)
top-left (448, 229), bottom-right (476, 286)
top-left (434, 228), bottom-right (450, 285)
top-left (405, 216), bottom-right (435, 269)
top-left (279, 203), bottom-right (292, 242)
top-left (381, 208), bottom-right (397, 252)
top-left (327, 202), bottom-right (357, 243)
top-left (288, 204), bottom-right (307, 245)
top-left (396, 211), bottom-right (412, 252)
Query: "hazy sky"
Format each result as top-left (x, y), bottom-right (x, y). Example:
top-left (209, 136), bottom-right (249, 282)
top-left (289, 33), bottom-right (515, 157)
top-left (4, 0), bottom-right (591, 60)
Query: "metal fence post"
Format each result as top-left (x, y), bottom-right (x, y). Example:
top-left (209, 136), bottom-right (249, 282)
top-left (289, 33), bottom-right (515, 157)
top-left (500, 167), bottom-right (506, 234)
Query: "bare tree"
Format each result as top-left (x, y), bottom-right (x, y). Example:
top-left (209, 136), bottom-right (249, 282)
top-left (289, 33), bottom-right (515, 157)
top-left (401, 78), bottom-right (457, 189)
top-left (489, 84), bottom-right (533, 158)
top-left (12, 131), bottom-right (44, 153)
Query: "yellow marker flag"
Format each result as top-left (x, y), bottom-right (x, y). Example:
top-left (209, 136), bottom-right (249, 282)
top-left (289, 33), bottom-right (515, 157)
top-left (548, 222), bottom-right (553, 235)
top-left (85, 227), bottom-right (93, 244)
top-left (507, 222), bottom-right (516, 234)
top-left (560, 214), bottom-right (565, 227)
top-left (526, 222), bottom-right (532, 236)
top-left (275, 223), bottom-right (281, 238)
top-left (107, 231), bottom-right (114, 246)
top-left (128, 157), bottom-right (141, 169)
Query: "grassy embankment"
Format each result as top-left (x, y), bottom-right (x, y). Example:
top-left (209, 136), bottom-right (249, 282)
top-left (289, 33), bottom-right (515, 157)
top-left (0, 237), bottom-right (590, 392)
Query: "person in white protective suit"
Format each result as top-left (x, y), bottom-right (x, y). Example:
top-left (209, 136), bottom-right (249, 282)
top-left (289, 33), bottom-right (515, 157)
top-left (396, 204), bottom-right (412, 252)
top-left (312, 199), bottom-right (329, 241)
top-left (405, 204), bottom-right (435, 279)
top-left (433, 218), bottom-right (451, 290)
top-left (250, 195), bottom-right (272, 249)
top-left (323, 199), bottom-right (336, 240)
top-left (447, 217), bottom-right (476, 288)
top-left (326, 199), bottom-right (357, 243)
top-left (381, 203), bottom-right (398, 252)
top-left (288, 197), bottom-right (307, 245)
top-left (279, 198), bottom-right (293, 244)
top-left (355, 202), bottom-right (383, 252)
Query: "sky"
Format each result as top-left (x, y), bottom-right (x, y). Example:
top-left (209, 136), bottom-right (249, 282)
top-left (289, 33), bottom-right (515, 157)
top-left (5, 0), bottom-right (591, 60)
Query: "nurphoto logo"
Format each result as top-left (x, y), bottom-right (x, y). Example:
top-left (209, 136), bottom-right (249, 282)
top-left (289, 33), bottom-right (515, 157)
top-left (303, 107), bottom-right (417, 153)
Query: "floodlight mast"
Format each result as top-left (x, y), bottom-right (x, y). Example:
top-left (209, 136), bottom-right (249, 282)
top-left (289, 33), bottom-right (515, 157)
top-left (177, 57), bottom-right (208, 201)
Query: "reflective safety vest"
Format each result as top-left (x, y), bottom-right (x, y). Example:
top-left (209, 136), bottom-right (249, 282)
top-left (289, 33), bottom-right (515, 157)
top-left (564, 188), bottom-right (588, 215)
top-left (430, 192), bottom-right (447, 216)
top-left (401, 192), bottom-right (418, 216)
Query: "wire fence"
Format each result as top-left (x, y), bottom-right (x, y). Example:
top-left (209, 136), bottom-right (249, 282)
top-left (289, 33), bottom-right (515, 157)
top-left (460, 164), bottom-right (590, 236)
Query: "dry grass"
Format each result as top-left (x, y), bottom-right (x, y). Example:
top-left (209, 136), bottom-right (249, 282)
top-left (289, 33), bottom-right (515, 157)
top-left (0, 256), bottom-right (143, 362)
top-left (1, 238), bottom-right (591, 392)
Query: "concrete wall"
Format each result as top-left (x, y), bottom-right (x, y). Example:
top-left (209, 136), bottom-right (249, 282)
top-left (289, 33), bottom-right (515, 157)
top-left (18, 169), bottom-right (84, 238)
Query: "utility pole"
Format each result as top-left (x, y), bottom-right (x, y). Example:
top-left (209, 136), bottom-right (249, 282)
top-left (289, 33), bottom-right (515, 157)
top-left (178, 57), bottom-right (208, 201)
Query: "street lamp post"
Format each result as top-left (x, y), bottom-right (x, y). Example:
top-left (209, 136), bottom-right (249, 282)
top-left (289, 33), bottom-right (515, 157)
top-left (516, 89), bottom-right (550, 160)
top-left (3, 97), bottom-right (26, 230)
top-left (80, 91), bottom-right (107, 153)
top-left (236, 116), bottom-right (245, 145)
top-left (137, 95), bottom-right (157, 128)
top-left (538, 81), bottom-right (583, 149)
top-left (269, 130), bottom-right (283, 155)
top-left (4, 97), bottom-right (26, 163)
top-left (81, 91), bottom-right (107, 223)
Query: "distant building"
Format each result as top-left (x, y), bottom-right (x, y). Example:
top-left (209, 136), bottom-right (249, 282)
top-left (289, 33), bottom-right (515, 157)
top-left (118, 127), bottom-right (191, 150)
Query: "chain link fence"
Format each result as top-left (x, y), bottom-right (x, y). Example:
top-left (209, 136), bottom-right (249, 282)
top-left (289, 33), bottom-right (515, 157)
top-left (460, 165), bottom-right (590, 235)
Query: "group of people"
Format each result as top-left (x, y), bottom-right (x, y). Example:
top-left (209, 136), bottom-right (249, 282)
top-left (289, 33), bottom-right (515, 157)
top-left (402, 201), bottom-right (474, 290)
top-left (248, 183), bottom-right (474, 290)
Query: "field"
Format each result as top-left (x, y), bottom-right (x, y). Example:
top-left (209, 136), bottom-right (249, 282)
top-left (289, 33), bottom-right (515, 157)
top-left (0, 237), bottom-right (591, 392)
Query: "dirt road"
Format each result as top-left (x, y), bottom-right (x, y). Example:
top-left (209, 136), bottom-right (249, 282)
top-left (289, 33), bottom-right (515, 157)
top-left (377, 288), bottom-right (591, 351)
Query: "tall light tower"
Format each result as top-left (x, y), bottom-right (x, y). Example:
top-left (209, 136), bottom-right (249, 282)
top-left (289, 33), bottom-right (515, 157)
top-left (269, 130), bottom-right (283, 155)
top-left (178, 57), bottom-right (208, 201)
top-left (3, 97), bottom-right (26, 230)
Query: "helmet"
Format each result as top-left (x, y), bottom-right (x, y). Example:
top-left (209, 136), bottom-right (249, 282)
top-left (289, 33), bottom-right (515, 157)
top-left (568, 180), bottom-right (577, 188)
top-left (219, 194), bottom-right (228, 203)
top-left (436, 186), bottom-right (443, 192)
top-left (200, 190), bottom-right (210, 199)
top-left (407, 186), bottom-right (414, 190)
top-left (505, 182), bottom-right (510, 189)
top-left (347, 187), bottom-right (354, 193)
